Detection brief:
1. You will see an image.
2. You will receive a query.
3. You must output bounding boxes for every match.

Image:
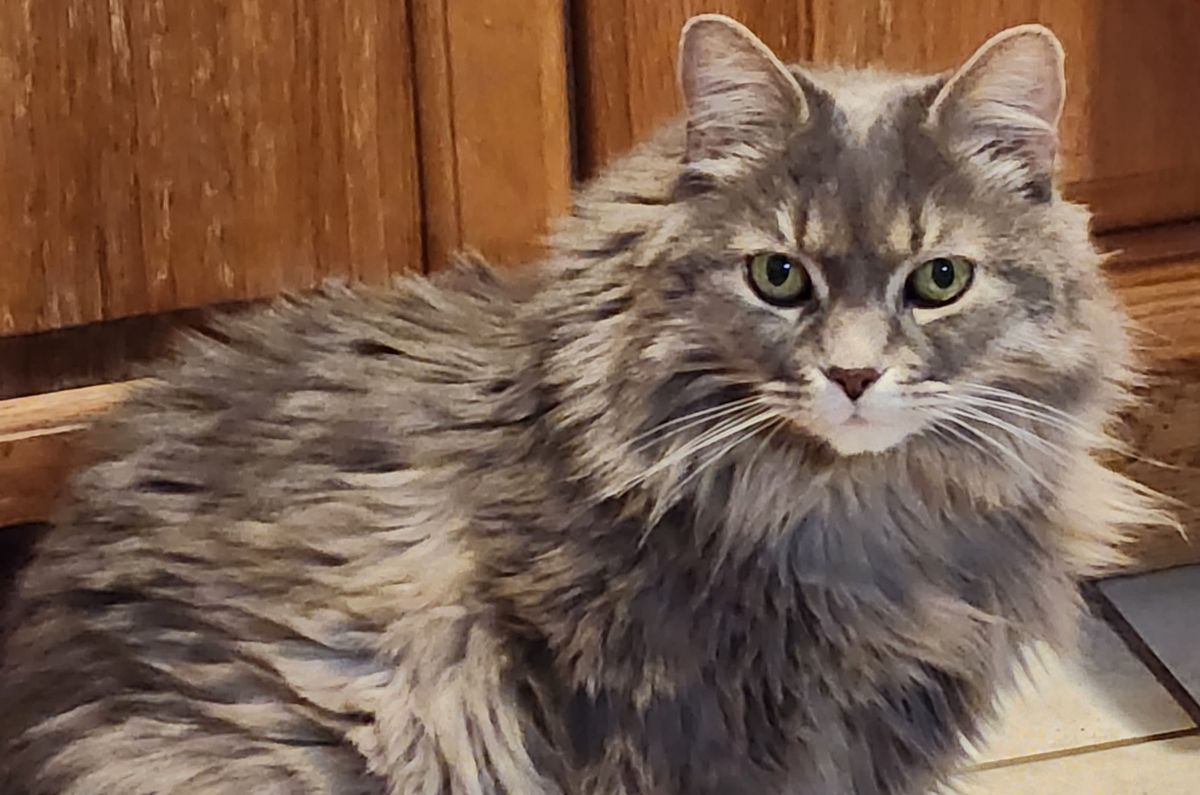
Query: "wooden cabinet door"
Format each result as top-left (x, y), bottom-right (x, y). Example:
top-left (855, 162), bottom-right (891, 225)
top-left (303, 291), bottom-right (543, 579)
top-left (0, 0), bottom-right (571, 340)
top-left (413, 0), bottom-right (572, 270)
top-left (0, 1), bottom-right (426, 336)
top-left (0, 0), bottom-right (571, 400)
top-left (571, 0), bottom-right (1200, 233)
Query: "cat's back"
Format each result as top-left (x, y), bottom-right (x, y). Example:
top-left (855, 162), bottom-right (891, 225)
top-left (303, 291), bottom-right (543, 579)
top-left (0, 260), bottom-right (548, 792)
top-left (53, 257), bottom-right (540, 542)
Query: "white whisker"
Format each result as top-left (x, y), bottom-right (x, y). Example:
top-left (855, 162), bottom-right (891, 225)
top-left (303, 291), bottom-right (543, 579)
top-left (939, 405), bottom-right (1073, 461)
top-left (947, 386), bottom-right (1190, 472)
top-left (924, 401), bottom-right (1187, 518)
top-left (642, 415), bottom-right (780, 543)
top-left (925, 418), bottom-right (1002, 470)
top-left (627, 396), bottom-right (763, 452)
top-left (949, 396), bottom-right (1095, 436)
top-left (609, 406), bottom-right (777, 499)
top-left (957, 383), bottom-right (1097, 427)
top-left (933, 412), bottom-right (1058, 494)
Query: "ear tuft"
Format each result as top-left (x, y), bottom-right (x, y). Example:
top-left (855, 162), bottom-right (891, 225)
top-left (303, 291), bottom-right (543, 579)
top-left (678, 15), bottom-right (808, 182)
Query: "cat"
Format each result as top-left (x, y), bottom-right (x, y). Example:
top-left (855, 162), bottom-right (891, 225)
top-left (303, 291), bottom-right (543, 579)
top-left (0, 13), bottom-right (1171, 795)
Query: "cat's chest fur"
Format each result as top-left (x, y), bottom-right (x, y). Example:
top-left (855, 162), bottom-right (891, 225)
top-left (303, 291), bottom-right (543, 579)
top-left (486, 482), bottom-right (1038, 794)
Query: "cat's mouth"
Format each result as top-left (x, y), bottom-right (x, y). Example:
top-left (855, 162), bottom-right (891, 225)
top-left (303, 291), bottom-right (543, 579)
top-left (806, 400), bottom-right (925, 456)
top-left (813, 417), bottom-right (915, 456)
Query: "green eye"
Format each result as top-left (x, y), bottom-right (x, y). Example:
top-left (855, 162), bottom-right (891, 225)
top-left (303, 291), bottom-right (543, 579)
top-left (905, 256), bottom-right (974, 308)
top-left (746, 253), bottom-right (813, 307)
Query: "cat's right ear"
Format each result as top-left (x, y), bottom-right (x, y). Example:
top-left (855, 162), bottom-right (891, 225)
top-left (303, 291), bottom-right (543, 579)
top-left (678, 15), bottom-right (808, 181)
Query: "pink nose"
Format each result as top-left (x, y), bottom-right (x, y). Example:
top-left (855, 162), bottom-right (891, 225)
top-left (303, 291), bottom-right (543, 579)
top-left (825, 367), bottom-right (881, 401)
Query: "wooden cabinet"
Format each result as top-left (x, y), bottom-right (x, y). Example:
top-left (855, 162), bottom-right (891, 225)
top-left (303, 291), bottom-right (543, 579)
top-left (5, 1), bottom-right (1200, 340)
top-left (0, 0), bottom-right (571, 339)
top-left (0, 0), bottom-right (572, 399)
top-left (1, 1), bottom-right (420, 335)
top-left (2, 1), bottom-right (1199, 570)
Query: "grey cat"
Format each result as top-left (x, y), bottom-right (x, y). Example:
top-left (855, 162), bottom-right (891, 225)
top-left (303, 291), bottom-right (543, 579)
top-left (0, 14), bottom-right (1170, 795)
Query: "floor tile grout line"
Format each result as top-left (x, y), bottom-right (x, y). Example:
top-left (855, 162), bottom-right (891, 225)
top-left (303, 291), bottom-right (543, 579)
top-left (1084, 581), bottom-right (1200, 726)
top-left (962, 727), bottom-right (1200, 774)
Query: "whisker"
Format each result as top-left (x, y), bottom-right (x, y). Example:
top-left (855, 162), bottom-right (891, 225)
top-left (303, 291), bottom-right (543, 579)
top-left (947, 388), bottom-right (1190, 472)
top-left (957, 383), bottom-right (1098, 427)
top-left (641, 415), bottom-right (781, 544)
top-left (948, 396), bottom-right (1094, 435)
top-left (938, 405), bottom-right (1074, 461)
top-left (909, 390), bottom-right (1087, 437)
top-left (674, 416), bottom-right (781, 498)
top-left (924, 416), bottom-right (1003, 470)
top-left (628, 396), bottom-right (763, 452)
top-left (609, 406), bottom-right (777, 499)
top-left (926, 405), bottom-right (1187, 519)
top-left (934, 413), bottom-right (1059, 494)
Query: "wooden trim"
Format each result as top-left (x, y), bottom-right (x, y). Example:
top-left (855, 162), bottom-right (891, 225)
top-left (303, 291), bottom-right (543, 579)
top-left (409, 0), bottom-right (462, 272)
top-left (1105, 253), bottom-right (1200, 363)
top-left (1100, 220), bottom-right (1200, 270)
top-left (1070, 168), bottom-right (1200, 235)
top-left (0, 381), bottom-right (139, 527)
top-left (0, 381), bottom-right (139, 442)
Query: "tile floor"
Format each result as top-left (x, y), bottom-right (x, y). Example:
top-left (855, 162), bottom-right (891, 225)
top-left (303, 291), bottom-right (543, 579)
top-left (947, 565), bottom-right (1200, 794)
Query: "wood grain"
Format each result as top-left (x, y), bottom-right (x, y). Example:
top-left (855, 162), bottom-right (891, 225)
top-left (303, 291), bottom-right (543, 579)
top-left (1117, 363), bottom-right (1200, 573)
top-left (1105, 254), bottom-right (1200, 570)
top-left (0, 0), bottom-right (424, 337)
top-left (571, 1), bottom-right (1200, 233)
top-left (1108, 255), bottom-right (1200, 364)
top-left (1102, 221), bottom-right (1200, 270)
top-left (414, 0), bottom-right (572, 268)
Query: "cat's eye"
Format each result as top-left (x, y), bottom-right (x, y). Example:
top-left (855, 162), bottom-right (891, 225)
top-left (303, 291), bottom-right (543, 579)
top-left (746, 253), bottom-right (813, 307)
top-left (905, 257), bottom-right (975, 308)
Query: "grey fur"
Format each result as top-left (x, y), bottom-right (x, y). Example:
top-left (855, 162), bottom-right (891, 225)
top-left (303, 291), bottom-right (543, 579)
top-left (0, 16), bottom-right (1168, 795)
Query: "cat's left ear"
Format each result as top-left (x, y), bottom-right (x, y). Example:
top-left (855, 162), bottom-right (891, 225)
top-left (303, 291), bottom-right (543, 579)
top-left (929, 25), bottom-right (1065, 201)
top-left (678, 15), bottom-right (808, 181)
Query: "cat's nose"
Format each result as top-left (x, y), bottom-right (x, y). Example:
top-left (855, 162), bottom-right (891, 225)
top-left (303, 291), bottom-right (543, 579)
top-left (825, 367), bottom-right (882, 401)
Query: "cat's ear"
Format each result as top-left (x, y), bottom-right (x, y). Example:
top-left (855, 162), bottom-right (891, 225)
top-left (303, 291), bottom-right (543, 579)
top-left (678, 14), bottom-right (808, 180)
top-left (929, 25), bottom-right (1065, 200)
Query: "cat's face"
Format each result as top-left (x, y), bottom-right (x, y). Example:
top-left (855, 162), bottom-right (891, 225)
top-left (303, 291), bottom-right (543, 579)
top-left (629, 18), bottom-right (1120, 459)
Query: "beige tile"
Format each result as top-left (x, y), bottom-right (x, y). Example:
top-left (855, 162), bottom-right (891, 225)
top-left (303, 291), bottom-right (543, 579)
top-left (953, 735), bottom-right (1200, 794)
top-left (966, 612), bottom-right (1194, 766)
top-left (1100, 565), bottom-right (1200, 705)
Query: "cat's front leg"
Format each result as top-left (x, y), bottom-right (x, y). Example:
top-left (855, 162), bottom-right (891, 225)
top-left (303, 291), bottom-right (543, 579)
top-left (370, 608), bottom-right (565, 795)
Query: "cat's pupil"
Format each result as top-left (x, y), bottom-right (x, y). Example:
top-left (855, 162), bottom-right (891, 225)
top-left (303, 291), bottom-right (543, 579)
top-left (766, 256), bottom-right (792, 286)
top-left (931, 259), bottom-right (955, 289)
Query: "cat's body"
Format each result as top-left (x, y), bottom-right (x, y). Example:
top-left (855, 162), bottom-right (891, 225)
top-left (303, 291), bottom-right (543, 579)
top-left (0, 16), bottom-right (1167, 795)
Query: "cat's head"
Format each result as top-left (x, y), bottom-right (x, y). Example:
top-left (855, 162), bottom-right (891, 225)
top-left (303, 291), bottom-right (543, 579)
top-left (550, 16), bottom-right (1129, 487)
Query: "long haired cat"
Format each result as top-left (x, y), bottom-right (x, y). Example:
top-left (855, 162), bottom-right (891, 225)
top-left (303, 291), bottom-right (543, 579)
top-left (0, 14), bottom-right (1169, 795)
